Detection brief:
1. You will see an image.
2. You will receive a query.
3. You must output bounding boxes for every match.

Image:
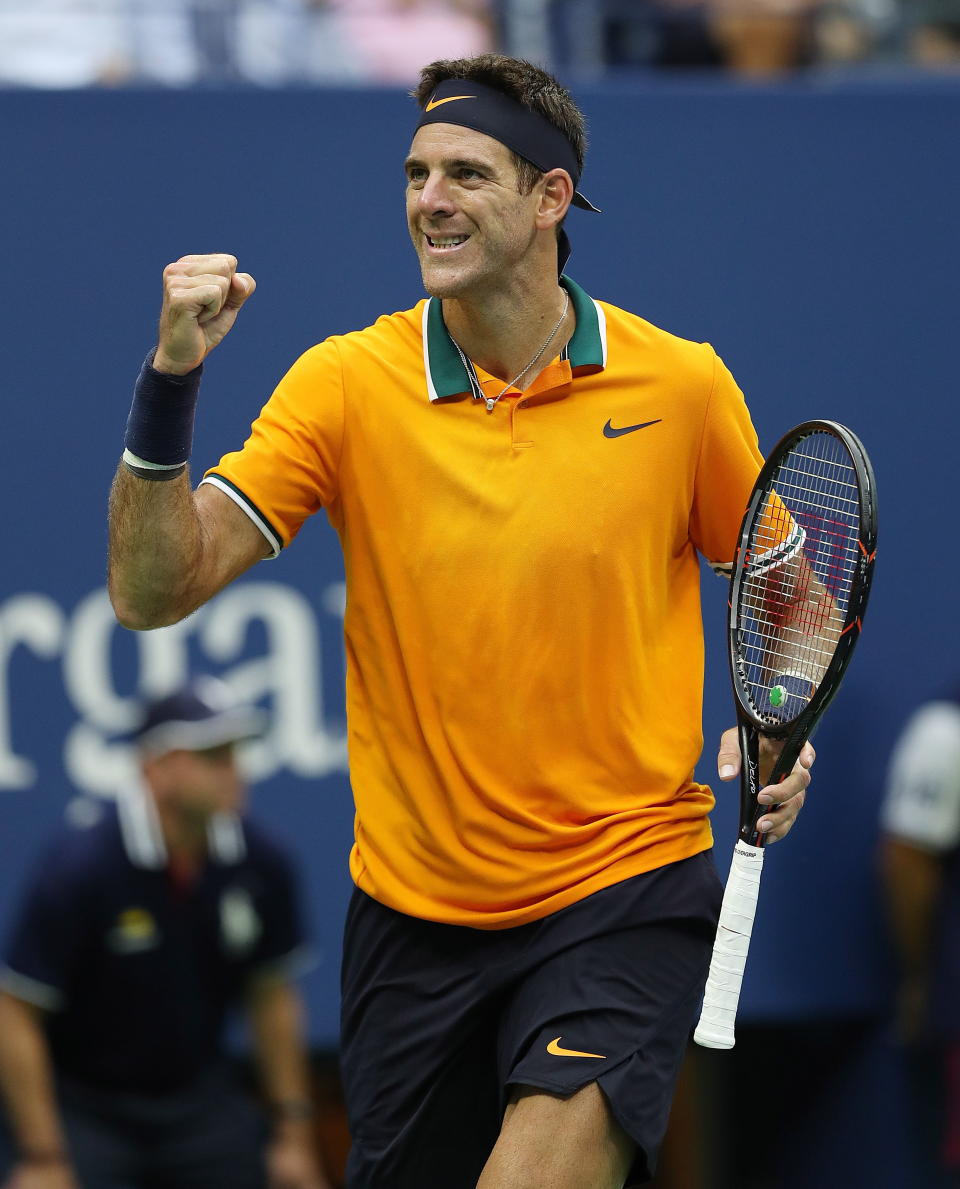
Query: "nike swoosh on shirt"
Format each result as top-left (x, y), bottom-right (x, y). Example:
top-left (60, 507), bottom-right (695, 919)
top-left (425, 94), bottom-right (476, 112)
top-left (546, 1037), bottom-right (607, 1059)
top-left (602, 419), bottom-right (662, 438)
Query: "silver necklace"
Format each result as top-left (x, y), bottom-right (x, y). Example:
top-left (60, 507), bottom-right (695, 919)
top-left (451, 290), bottom-right (570, 414)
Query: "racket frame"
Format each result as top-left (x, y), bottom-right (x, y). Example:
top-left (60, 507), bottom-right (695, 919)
top-left (728, 419), bottom-right (878, 843)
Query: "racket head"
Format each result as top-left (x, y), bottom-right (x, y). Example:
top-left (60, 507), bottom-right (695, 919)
top-left (728, 421), bottom-right (877, 821)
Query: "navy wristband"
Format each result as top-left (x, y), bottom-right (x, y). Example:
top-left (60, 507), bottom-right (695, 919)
top-left (123, 349), bottom-right (203, 467)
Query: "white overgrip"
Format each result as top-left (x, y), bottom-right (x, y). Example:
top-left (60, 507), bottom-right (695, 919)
top-left (693, 841), bottom-right (765, 1049)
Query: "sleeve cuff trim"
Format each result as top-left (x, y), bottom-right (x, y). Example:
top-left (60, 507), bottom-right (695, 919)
top-left (200, 475), bottom-right (284, 558)
top-left (0, 967), bottom-right (65, 1010)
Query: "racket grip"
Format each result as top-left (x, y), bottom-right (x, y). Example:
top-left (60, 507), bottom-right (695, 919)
top-left (693, 841), bottom-right (765, 1050)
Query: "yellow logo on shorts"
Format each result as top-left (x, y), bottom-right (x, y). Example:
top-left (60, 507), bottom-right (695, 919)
top-left (546, 1037), bottom-right (606, 1059)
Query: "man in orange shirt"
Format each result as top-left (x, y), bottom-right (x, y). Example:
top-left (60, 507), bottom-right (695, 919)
top-left (108, 54), bottom-right (813, 1189)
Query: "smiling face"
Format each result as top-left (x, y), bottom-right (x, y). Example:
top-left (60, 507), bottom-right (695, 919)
top-left (405, 124), bottom-right (543, 300)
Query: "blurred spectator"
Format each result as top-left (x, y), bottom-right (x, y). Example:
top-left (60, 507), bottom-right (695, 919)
top-left (544, 0), bottom-right (813, 76)
top-left (0, 0), bottom-right (485, 88)
top-left (0, 0), bottom-right (955, 90)
top-left (187, 0), bottom-right (364, 85)
top-left (907, 0), bottom-right (960, 64)
top-left (706, 0), bottom-right (821, 74)
top-left (0, 0), bottom-right (133, 87)
top-left (601, 0), bottom-right (725, 70)
top-left (234, 1), bottom-right (364, 85)
top-left (881, 697), bottom-right (960, 1186)
top-left (0, 0), bottom-right (198, 87)
top-left (535, 0), bottom-right (722, 72)
top-left (131, 2), bottom-right (204, 84)
top-left (521, 0), bottom-right (958, 75)
top-left (0, 678), bottom-right (329, 1189)
top-left (328, 0), bottom-right (494, 84)
top-left (813, 0), bottom-right (900, 68)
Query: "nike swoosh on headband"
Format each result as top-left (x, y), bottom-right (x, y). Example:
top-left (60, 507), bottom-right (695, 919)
top-left (425, 94), bottom-right (476, 112)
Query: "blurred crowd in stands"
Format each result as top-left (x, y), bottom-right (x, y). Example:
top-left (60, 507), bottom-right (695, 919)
top-left (0, 0), bottom-right (956, 86)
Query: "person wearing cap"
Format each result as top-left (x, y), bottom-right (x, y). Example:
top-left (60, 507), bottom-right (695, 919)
top-left (880, 694), bottom-right (960, 1185)
top-left (0, 679), bottom-right (329, 1189)
top-left (106, 53), bottom-right (813, 1189)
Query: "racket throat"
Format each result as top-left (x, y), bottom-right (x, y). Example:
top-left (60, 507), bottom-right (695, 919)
top-left (738, 723), bottom-right (763, 846)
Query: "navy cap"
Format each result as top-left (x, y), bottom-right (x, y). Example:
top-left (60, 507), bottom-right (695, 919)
top-left (134, 677), bottom-right (265, 756)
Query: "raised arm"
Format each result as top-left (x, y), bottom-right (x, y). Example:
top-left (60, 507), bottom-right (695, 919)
top-left (108, 255), bottom-right (266, 630)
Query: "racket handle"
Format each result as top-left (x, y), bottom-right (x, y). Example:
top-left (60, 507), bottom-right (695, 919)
top-left (693, 841), bottom-right (765, 1050)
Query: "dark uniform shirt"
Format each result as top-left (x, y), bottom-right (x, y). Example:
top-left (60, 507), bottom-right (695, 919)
top-left (0, 789), bottom-right (308, 1092)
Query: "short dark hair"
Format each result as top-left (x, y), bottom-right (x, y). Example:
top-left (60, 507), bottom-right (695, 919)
top-left (413, 54), bottom-right (588, 197)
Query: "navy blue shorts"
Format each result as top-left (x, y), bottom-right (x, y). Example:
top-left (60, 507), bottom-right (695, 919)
top-left (340, 852), bottom-right (722, 1188)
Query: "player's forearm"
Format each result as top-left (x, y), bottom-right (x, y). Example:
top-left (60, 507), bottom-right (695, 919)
top-left (0, 995), bottom-right (69, 1161)
top-left (107, 463), bottom-right (207, 629)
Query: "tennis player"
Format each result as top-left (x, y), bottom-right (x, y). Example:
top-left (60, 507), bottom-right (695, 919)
top-left (107, 54), bottom-right (814, 1189)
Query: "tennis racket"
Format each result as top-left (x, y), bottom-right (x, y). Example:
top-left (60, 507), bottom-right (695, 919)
top-left (693, 420), bottom-right (878, 1050)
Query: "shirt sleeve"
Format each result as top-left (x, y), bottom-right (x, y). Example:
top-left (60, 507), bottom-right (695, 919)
top-left (881, 702), bottom-right (960, 852)
top-left (0, 848), bottom-right (87, 1010)
top-left (201, 338), bottom-right (346, 557)
top-left (246, 843), bottom-right (312, 982)
top-left (689, 349), bottom-right (764, 574)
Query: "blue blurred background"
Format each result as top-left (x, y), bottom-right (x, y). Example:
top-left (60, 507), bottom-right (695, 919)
top-left (0, 3), bottom-right (958, 1185)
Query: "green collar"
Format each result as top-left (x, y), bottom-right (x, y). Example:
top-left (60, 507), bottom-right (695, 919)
top-left (422, 275), bottom-right (607, 403)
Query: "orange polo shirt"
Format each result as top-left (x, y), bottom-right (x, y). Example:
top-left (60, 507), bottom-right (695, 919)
top-left (203, 277), bottom-right (763, 928)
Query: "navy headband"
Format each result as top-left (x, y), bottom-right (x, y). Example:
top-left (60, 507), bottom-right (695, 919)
top-left (414, 78), bottom-right (601, 215)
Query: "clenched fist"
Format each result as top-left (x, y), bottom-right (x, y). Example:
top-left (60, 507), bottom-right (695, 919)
top-left (153, 254), bottom-right (256, 376)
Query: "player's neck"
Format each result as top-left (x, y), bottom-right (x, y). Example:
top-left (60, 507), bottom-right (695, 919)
top-left (442, 279), bottom-right (572, 390)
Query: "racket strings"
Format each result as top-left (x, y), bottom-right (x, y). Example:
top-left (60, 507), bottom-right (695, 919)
top-left (737, 431), bottom-right (861, 722)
